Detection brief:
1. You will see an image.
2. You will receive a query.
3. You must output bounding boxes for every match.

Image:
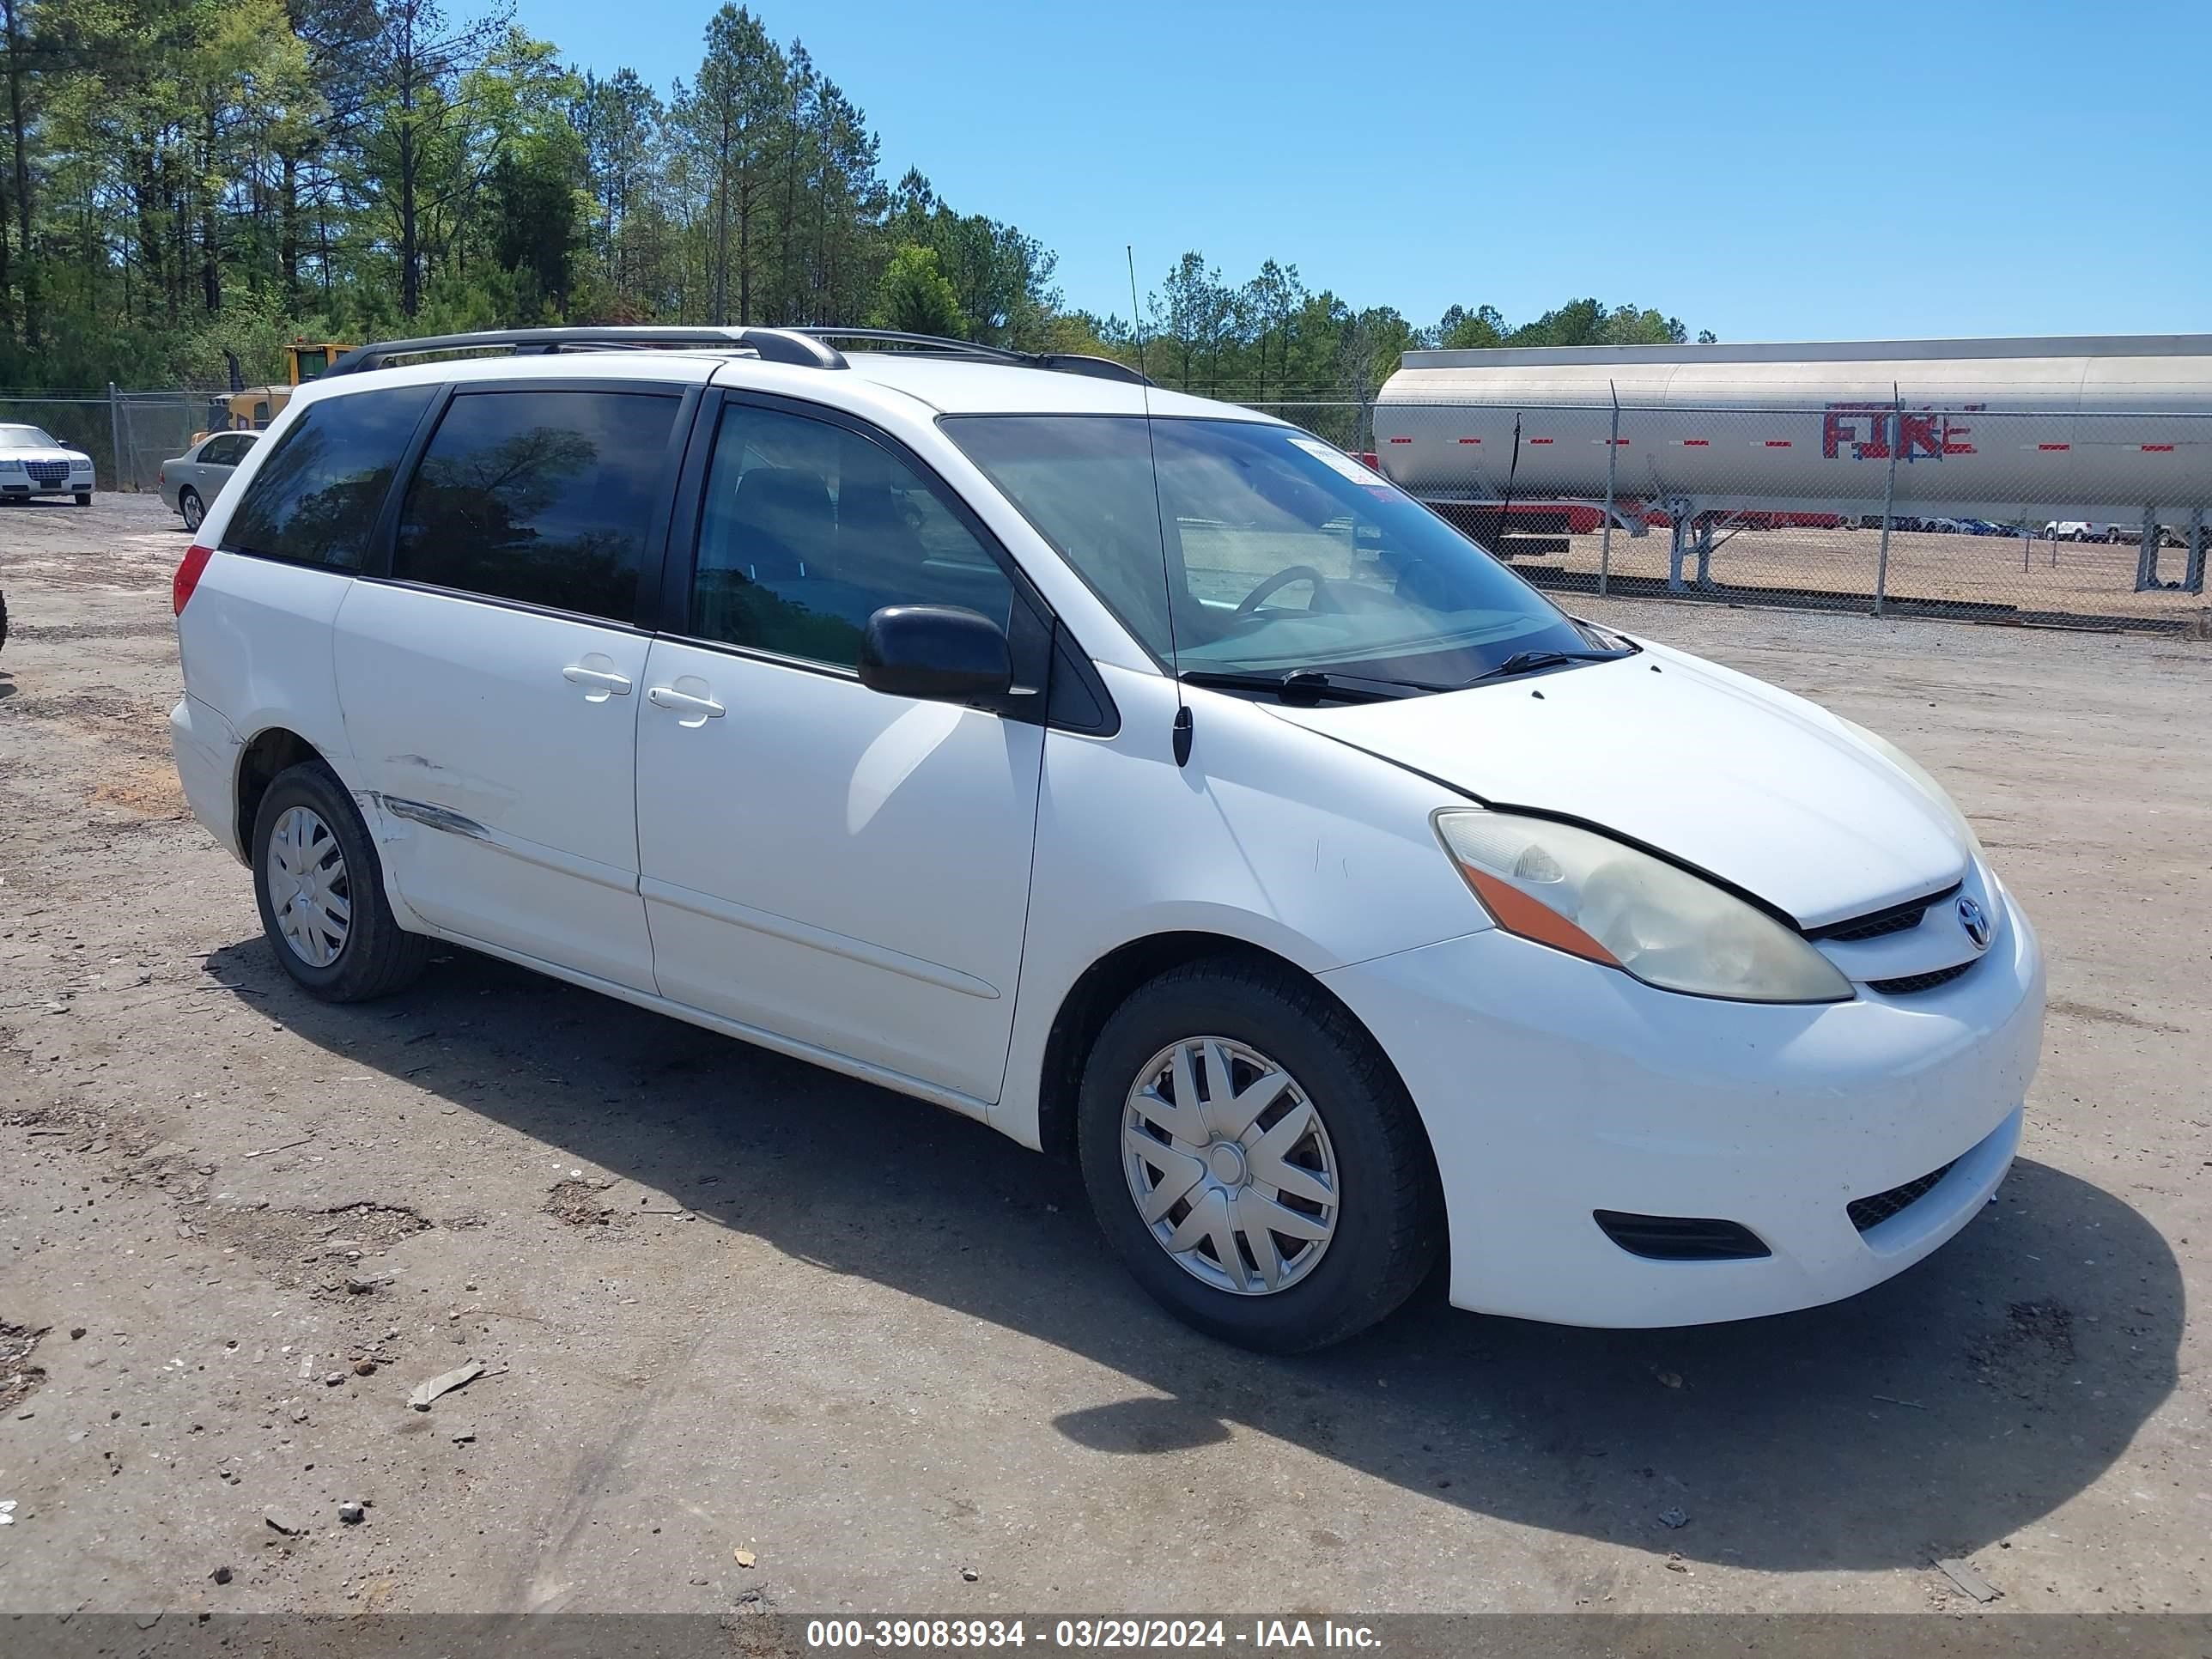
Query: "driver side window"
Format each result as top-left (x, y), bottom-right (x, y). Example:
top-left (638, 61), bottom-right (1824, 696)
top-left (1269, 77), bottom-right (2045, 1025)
top-left (690, 404), bottom-right (1014, 670)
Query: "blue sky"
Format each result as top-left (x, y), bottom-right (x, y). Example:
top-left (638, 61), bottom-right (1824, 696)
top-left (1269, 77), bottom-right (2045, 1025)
top-left (523, 0), bottom-right (2209, 342)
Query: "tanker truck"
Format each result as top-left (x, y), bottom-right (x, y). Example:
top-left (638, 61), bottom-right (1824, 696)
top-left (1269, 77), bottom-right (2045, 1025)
top-left (1370, 334), bottom-right (2212, 592)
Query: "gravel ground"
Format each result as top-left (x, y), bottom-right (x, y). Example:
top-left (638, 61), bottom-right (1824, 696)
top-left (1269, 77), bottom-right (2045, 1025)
top-left (0, 494), bottom-right (2207, 1620)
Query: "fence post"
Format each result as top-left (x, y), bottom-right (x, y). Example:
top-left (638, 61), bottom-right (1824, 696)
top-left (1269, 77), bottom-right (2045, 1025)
top-left (107, 383), bottom-right (123, 491)
top-left (1874, 386), bottom-right (1901, 617)
top-left (2187, 507), bottom-right (2206, 595)
top-left (1600, 381), bottom-right (1619, 599)
top-left (2135, 512), bottom-right (2160, 592)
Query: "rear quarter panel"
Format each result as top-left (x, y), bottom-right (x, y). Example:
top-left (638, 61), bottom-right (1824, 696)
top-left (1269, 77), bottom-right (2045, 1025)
top-left (176, 398), bottom-right (358, 836)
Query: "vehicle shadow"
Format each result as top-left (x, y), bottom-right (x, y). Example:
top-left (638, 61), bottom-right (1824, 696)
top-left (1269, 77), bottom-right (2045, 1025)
top-left (216, 941), bottom-right (2183, 1574)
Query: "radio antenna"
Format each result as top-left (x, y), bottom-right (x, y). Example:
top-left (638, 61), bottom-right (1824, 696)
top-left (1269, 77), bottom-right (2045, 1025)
top-left (1128, 244), bottom-right (1192, 767)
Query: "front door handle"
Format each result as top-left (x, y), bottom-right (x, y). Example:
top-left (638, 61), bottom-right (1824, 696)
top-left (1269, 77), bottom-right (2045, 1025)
top-left (647, 684), bottom-right (726, 720)
top-left (562, 662), bottom-right (634, 697)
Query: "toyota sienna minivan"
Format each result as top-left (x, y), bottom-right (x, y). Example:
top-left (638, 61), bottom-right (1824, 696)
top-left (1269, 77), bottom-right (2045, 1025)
top-left (169, 326), bottom-right (2044, 1352)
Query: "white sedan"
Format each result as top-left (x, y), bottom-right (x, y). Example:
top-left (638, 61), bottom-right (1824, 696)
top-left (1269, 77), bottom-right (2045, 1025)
top-left (0, 422), bottom-right (95, 504)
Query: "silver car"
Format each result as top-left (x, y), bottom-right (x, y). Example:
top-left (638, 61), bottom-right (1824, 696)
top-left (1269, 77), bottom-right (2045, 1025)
top-left (160, 431), bottom-right (259, 532)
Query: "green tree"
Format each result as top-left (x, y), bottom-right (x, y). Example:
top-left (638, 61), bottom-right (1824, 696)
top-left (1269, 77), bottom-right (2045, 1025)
top-left (870, 240), bottom-right (963, 337)
top-left (671, 4), bottom-right (783, 323)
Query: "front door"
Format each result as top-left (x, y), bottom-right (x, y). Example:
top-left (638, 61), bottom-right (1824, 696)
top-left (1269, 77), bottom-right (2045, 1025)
top-left (335, 384), bottom-right (687, 992)
top-left (634, 396), bottom-right (1044, 1105)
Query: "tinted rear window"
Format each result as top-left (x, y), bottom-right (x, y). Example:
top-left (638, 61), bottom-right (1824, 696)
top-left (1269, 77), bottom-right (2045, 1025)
top-left (393, 390), bottom-right (680, 623)
top-left (221, 386), bottom-right (434, 569)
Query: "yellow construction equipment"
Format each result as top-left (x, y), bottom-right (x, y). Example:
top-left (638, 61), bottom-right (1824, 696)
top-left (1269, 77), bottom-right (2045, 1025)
top-left (196, 339), bottom-right (354, 439)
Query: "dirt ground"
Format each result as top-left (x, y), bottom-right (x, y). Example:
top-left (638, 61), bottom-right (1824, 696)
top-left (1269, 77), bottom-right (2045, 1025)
top-left (1, 494), bottom-right (2208, 1620)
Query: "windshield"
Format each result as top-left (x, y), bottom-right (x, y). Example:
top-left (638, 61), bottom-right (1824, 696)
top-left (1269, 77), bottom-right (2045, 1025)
top-left (0, 424), bottom-right (60, 448)
top-left (944, 416), bottom-right (1594, 686)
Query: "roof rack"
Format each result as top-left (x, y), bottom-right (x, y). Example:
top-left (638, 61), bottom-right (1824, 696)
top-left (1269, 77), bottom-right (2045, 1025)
top-left (325, 323), bottom-right (1154, 387)
top-left (797, 328), bottom-right (1154, 386)
top-left (327, 326), bottom-right (848, 375)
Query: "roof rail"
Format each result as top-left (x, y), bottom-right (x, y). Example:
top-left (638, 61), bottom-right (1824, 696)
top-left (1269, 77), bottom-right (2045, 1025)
top-left (797, 327), bottom-right (1154, 386)
top-left (327, 326), bottom-right (848, 375)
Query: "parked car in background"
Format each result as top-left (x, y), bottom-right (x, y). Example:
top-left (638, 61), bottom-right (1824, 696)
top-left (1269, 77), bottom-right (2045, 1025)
top-left (0, 422), bottom-right (95, 504)
top-left (160, 431), bottom-right (260, 532)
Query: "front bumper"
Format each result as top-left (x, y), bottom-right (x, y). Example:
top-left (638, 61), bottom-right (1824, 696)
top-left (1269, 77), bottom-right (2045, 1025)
top-left (1320, 884), bottom-right (2044, 1328)
top-left (1, 477), bottom-right (93, 497)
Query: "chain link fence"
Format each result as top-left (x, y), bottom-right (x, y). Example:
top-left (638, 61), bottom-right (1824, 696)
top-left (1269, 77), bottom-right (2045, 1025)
top-left (1246, 398), bottom-right (2210, 632)
top-left (0, 389), bottom-right (228, 492)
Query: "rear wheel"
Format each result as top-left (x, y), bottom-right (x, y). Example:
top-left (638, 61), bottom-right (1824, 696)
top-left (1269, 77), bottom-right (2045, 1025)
top-left (179, 488), bottom-right (204, 532)
top-left (1077, 957), bottom-right (1442, 1352)
top-left (251, 762), bottom-right (428, 1001)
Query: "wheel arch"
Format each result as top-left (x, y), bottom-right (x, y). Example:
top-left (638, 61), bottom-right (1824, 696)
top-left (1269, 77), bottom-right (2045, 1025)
top-left (234, 726), bottom-right (326, 860)
top-left (1032, 930), bottom-right (1437, 1182)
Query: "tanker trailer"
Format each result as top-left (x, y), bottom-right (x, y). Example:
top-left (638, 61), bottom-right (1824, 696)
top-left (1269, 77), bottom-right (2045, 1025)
top-left (1372, 334), bottom-right (2212, 592)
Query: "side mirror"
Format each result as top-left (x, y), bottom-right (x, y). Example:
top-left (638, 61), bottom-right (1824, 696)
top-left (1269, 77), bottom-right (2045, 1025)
top-left (858, 605), bottom-right (1012, 704)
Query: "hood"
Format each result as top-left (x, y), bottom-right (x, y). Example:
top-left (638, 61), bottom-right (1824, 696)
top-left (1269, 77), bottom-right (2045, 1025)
top-left (1262, 642), bottom-right (1967, 929)
top-left (3, 448), bottom-right (89, 465)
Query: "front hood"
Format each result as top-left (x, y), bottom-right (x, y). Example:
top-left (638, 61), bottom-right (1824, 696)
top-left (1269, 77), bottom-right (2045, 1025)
top-left (5, 449), bottom-right (89, 465)
top-left (1264, 641), bottom-right (1967, 928)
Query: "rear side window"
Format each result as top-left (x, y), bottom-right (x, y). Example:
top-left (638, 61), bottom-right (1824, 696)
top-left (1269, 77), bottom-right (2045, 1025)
top-left (222, 386), bottom-right (434, 569)
top-left (393, 390), bottom-right (680, 624)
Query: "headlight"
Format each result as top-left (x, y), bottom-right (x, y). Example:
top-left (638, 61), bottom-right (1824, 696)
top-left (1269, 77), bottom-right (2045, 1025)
top-left (70, 459), bottom-right (92, 472)
top-left (1435, 809), bottom-right (1851, 1003)
top-left (1835, 719), bottom-right (1981, 857)
top-left (0, 459), bottom-right (21, 471)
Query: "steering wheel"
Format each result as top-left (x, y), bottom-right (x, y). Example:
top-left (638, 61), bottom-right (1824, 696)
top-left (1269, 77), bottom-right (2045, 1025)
top-left (1234, 564), bottom-right (1332, 618)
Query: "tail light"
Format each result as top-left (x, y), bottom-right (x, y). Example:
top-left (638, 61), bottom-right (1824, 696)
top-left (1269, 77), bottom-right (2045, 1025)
top-left (158, 465), bottom-right (166, 485)
top-left (173, 544), bottom-right (214, 615)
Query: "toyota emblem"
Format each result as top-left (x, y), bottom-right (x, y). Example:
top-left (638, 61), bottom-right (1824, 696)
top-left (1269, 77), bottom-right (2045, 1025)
top-left (1957, 895), bottom-right (1992, 951)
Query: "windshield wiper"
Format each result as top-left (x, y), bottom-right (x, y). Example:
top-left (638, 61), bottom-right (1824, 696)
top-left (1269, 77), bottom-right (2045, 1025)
top-left (1462, 647), bottom-right (1635, 686)
top-left (1177, 668), bottom-right (1436, 705)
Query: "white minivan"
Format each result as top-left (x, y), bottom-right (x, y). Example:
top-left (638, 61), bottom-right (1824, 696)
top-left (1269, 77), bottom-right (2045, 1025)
top-left (170, 327), bottom-right (2044, 1352)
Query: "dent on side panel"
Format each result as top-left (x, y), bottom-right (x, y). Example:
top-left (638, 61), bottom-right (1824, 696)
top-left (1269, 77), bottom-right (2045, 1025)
top-left (991, 666), bottom-right (1490, 1148)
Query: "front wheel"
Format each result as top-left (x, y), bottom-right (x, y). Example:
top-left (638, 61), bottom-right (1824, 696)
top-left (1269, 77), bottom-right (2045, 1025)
top-left (74, 491), bottom-right (91, 506)
top-left (1077, 957), bottom-right (1442, 1352)
top-left (179, 489), bottom-right (204, 532)
top-left (251, 762), bottom-right (429, 1001)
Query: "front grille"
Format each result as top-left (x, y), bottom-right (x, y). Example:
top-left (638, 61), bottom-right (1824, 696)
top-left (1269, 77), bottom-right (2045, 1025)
top-left (1868, 960), bottom-right (1975, 996)
top-left (25, 460), bottom-right (69, 486)
top-left (1822, 904), bottom-right (1928, 942)
top-left (1811, 883), bottom-right (1958, 942)
top-left (1848, 1162), bottom-right (1956, 1231)
top-left (1594, 1210), bottom-right (1771, 1261)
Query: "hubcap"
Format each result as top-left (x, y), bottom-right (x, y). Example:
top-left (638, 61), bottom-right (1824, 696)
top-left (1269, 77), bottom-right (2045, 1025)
top-left (265, 805), bottom-right (351, 968)
top-left (1121, 1036), bottom-right (1339, 1296)
top-left (182, 494), bottom-right (202, 529)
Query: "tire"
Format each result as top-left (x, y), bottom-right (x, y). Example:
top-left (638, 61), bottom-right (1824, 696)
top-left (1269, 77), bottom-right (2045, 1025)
top-left (74, 491), bottom-right (91, 506)
top-left (251, 762), bottom-right (429, 1001)
top-left (179, 489), bottom-right (204, 532)
top-left (1, 586), bottom-right (9, 655)
top-left (1076, 957), bottom-right (1442, 1352)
